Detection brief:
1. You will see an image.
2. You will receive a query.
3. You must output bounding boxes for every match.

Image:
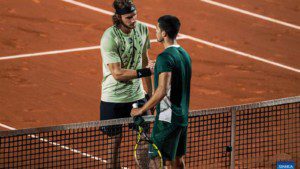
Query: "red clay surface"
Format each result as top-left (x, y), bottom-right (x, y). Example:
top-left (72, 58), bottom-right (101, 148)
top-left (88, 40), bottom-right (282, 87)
top-left (214, 0), bottom-right (300, 25)
top-left (0, 0), bottom-right (299, 129)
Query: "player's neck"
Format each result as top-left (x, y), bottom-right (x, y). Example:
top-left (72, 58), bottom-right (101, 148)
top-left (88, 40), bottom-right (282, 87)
top-left (163, 38), bottom-right (177, 49)
top-left (119, 24), bottom-right (132, 34)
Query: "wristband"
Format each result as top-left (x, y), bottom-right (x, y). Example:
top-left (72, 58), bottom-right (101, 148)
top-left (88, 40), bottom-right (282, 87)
top-left (136, 68), bottom-right (151, 78)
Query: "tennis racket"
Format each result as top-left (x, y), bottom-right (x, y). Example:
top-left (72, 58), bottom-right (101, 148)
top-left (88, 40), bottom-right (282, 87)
top-left (133, 117), bottom-right (163, 169)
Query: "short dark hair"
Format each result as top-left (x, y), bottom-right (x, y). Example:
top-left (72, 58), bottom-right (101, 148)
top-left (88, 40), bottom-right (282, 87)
top-left (112, 0), bottom-right (135, 26)
top-left (158, 15), bottom-right (181, 40)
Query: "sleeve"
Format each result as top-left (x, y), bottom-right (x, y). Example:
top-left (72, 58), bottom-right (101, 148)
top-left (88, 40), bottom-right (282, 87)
top-left (156, 54), bottom-right (173, 73)
top-left (100, 31), bottom-right (121, 64)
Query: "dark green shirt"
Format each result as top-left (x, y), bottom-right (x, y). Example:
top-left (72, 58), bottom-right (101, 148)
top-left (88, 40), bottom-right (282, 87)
top-left (154, 45), bottom-right (192, 126)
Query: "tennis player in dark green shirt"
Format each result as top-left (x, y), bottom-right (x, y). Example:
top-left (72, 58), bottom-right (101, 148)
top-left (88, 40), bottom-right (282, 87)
top-left (131, 15), bottom-right (192, 168)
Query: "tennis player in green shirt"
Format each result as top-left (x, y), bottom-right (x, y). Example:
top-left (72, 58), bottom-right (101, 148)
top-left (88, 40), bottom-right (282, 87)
top-left (100, 0), bottom-right (154, 168)
top-left (131, 15), bottom-right (192, 169)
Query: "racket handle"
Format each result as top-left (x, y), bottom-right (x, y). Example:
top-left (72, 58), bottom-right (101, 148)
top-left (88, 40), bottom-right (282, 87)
top-left (133, 116), bottom-right (145, 126)
top-left (132, 102), bottom-right (146, 126)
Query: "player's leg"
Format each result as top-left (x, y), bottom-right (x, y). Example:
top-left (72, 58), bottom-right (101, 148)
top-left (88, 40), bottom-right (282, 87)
top-left (107, 133), bottom-right (122, 169)
top-left (100, 101), bottom-right (125, 169)
top-left (171, 126), bottom-right (187, 169)
top-left (170, 156), bottom-right (185, 169)
top-left (100, 125), bottom-right (122, 169)
top-left (149, 156), bottom-right (163, 169)
top-left (150, 121), bottom-right (183, 169)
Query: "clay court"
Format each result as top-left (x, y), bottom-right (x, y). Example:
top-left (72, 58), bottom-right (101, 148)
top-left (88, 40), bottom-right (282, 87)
top-left (0, 0), bottom-right (299, 130)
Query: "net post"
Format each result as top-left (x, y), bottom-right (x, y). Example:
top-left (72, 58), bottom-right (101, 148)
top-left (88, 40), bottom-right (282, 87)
top-left (230, 108), bottom-right (236, 169)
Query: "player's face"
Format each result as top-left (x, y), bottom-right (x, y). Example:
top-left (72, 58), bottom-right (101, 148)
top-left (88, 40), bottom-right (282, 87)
top-left (120, 11), bottom-right (137, 29)
top-left (156, 23), bottom-right (164, 42)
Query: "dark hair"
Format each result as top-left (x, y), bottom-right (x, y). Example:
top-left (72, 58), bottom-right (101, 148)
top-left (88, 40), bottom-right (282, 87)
top-left (112, 0), bottom-right (135, 26)
top-left (158, 15), bottom-right (181, 40)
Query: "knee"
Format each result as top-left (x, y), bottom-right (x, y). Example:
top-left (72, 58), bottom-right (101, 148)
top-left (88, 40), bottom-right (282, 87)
top-left (164, 160), bottom-right (171, 166)
top-left (177, 156), bottom-right (184, 162)
top-left (175, 156), bottom-right (185, 168)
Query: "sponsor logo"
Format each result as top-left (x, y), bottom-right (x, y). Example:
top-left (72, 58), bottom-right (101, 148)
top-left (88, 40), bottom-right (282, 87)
top-left (277, 161), bottom-right (295, 169)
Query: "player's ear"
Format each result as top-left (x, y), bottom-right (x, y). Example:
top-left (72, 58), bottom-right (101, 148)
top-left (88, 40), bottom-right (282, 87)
top-left (116, 14), bottom-right (122, 20)
top-left (161, 30), bottom-right (167, 38)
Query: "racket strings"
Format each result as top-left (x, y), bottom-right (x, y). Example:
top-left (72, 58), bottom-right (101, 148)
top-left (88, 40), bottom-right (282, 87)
top-left (135, 127), bottom-right (163, 168)
top-left (135, 140), bottom-right (150, 168)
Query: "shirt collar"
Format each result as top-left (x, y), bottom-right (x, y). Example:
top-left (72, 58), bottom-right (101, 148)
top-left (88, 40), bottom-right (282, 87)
top-left (166, 44), bottom-right (180, 49)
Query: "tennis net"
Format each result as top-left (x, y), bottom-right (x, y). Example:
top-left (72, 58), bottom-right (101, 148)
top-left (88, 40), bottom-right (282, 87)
top-left (0, 96), bottom-right (299, 168)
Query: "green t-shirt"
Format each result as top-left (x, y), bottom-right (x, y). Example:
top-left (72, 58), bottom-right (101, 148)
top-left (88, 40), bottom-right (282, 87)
top-left (154, 45), bottom-right (192, 126)
top-left (100, 22), bottom-right (150, 103)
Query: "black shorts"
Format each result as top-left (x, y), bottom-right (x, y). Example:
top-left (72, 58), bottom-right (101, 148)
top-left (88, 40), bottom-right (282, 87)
top-left (100, 98), bottom-right (149, 136)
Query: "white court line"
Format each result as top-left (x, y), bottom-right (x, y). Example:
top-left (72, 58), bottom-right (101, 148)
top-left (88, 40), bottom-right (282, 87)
top-left (62, 0), bottom-right (300, 73)
top-left (0, 123), bottom-right (16, 130)
top-left (201, 0), bottom-right (300, 30)
top-left (0, 38), bottom-right (188, 61)
top-left (0, 46), bottom-right (100, 61)
top-left (0, 122), bottom-right (108, 164)
top-left (181, 34), bottom-right (300, 73)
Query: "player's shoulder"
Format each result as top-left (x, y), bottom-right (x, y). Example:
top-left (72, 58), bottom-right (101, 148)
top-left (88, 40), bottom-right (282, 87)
top-left (135, 21), bottom-right (147, 28)
top-left (135, 21), bottom-right (149, 34)
top-left (102, 25), bottom-right (118, 38)
top-left (160, 48), bottom-right (176, 57)
top-left (157, 51), bottom-right (172, 62)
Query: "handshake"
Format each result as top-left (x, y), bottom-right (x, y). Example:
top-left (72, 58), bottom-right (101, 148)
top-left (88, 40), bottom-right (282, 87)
top-left (146, 60), bottom-right (156, 74)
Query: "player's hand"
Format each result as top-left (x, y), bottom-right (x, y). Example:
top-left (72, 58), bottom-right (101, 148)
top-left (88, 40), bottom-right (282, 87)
top-left (150, 107), bottom-right (155, 115)
top-left (131, 108), bottom-right (143, 117)
top-left (147, 60), bottom-right (155, 74)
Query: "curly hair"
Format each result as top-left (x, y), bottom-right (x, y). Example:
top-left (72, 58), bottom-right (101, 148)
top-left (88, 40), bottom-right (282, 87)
top-left (112, 0), bottom-right (134, 26)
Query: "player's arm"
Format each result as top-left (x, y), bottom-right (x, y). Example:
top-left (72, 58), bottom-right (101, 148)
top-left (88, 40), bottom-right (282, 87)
top-left (131, 72), bottom-right (171, 116)
top-left (108, 63), bottom-right (137, 81)
top-left (142, 50), bottom-right (154, 97)
top-left (101, 31), bottom-right (152, 82)
top-left (142, 28), bottom-right (154, 97)
top-left (108, 62), bottom-right (152, 82)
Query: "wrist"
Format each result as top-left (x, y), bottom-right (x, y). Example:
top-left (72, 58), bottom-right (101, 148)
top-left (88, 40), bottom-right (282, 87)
top-left (136, 68), bottom-right (152, 78)
top-left (138, 108), bottom-right (145, 115)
